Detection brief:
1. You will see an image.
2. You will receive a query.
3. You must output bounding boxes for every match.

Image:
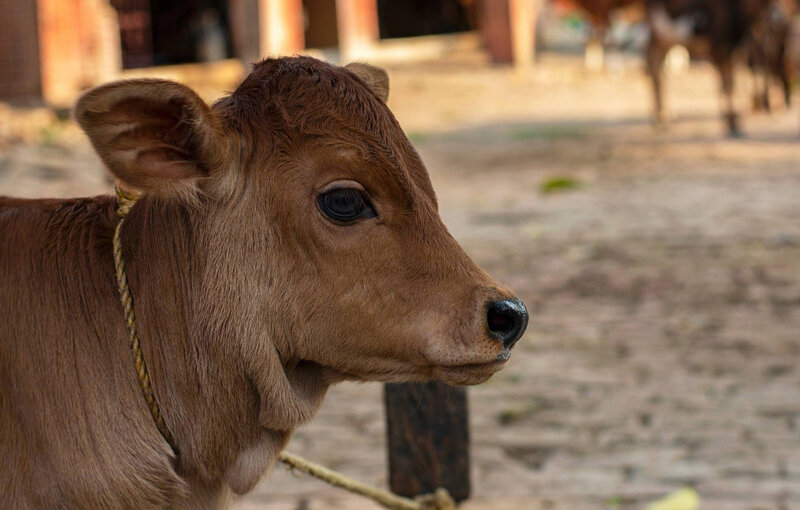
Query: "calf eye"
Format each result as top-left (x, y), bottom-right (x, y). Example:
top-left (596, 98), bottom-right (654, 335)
top-left (317, 188), bottom-right (377, 223)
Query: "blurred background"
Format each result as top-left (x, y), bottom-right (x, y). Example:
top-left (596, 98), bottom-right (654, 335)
top-left (2, 0), bottom-right (800, 509)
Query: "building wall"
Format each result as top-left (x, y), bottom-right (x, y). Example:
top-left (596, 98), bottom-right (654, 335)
top-left (0, 0), bottom-right (121, 106)
top-left (0, 0), bottom-right (42, 103)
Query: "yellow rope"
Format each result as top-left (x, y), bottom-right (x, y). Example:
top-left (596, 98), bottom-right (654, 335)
top-left (112, 186), bottom-right (456, 510)
top-left (278, 452), bottom-right (456, 510)
top-left (113, 186), bottom-right (177, 452)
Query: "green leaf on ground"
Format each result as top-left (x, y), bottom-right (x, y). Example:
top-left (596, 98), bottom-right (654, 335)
top-left (540, 176), bottom-right (581, 194)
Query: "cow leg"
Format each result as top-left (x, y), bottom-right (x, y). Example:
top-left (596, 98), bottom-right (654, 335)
top-left (762, 69), bottom-right (772, 113)
top-left (751, 66), bottom-right (770, 113)
top-left (646, 36), bottom-right (668, 126)
top-left (780, 66), bottom-right (792, 108)
top-left (749, 41), bottom-right (770, 113)
top-left (748, 29), bottom-right (771, 113)
top-left (716, 52), bottom-right (741, 137)
top-left (777, 41), bottom-right (792, 108)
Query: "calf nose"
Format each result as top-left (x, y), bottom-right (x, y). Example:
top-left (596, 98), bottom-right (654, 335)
top-left (486, 298), bottom-right (529, 349)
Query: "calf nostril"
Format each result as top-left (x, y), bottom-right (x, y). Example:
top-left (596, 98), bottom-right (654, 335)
top-left (486, 298), bottom-right (529, 350)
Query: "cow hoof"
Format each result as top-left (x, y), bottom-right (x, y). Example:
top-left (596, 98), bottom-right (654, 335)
top-left (652, 115), bottom-right (669, 131)
top-left (727, 126), bottom-right (744, 139)
top-left (725, 114), bottom-right (742, 138)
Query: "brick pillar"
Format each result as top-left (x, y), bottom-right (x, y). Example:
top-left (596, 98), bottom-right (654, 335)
top-left (37, 0), bottom-right (84, 105)
top-left (38, 0), bottom-right (121, 105)
top-left (258, 0), bottom-right (304, 57)
top-left (510, 0), bottom-right (536, 73)
top-left (479, 0), bottom-right (537, 69)
top-left (336, 0), bottom-right (378, 62)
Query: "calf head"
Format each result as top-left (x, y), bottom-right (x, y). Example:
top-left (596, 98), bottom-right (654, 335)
top-left (76, 57), bottom-right (527, 430)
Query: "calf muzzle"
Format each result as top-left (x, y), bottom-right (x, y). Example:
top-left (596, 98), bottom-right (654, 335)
top-left (486, 298), bottom-right (528, 351)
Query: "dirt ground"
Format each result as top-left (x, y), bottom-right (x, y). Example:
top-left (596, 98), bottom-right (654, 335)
top-left (2, 53), bottom-right (799, 510)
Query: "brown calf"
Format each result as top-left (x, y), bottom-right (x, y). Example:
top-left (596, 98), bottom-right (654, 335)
top-left (0, 57), bottom-right (527, 509)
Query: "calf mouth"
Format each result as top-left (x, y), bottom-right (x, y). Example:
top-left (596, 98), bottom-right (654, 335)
top-left (434, 356), bottom-right (510, 386)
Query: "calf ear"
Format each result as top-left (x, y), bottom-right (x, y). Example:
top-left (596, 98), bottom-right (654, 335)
top-left (75, 79), bottom-right (224, 192)
top-left (345, 62), bottom-right (389, 102)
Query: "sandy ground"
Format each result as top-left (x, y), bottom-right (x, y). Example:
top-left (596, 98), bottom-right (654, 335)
top-left (2, 54), bottom-right (799, 510)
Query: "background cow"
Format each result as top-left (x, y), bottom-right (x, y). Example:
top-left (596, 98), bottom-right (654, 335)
top-left (644, 0), bottom-right (782, 135)
top-left (747, 0), bottom-right (797, 112)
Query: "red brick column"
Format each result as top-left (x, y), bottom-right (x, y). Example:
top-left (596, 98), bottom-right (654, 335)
top-left (510, 0), bottom-right (536, 72)
top-left (336, 0), bottom-right (379, 61)
top-left (479, 0), bottom-right (537, 70)
top-left (258, 0), bottom-right (304, 57)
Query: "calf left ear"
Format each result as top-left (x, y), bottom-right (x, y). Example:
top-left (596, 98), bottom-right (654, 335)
top-left (345, 62), bottom-right (389, 102)
top-left (75, 79), bottom-right (225, 192)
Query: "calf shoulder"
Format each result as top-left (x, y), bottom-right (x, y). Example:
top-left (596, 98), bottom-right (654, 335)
top-left (0, 196), bottom-right (189, 509)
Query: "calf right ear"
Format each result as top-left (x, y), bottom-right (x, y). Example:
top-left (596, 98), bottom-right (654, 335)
top-left (345, 63), bottom-right (389, 102)
top-left (75, 79), bottom-right (225, 193)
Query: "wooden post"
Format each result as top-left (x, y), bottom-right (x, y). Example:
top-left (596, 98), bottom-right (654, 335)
top-left (509, 0), bottom-right (537, 74)
top-left (336, 0), bottom-right (379, 62)
top-left (258, 0), bottom-right (304, 57)
top-left (384, 381), bottom-right (471, 502)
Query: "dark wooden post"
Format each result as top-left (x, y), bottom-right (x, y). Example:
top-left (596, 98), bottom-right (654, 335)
top-left (384, 381), bottom-right (471, 502)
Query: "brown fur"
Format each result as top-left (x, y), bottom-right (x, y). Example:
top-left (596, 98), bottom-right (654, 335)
top-left (0, 56), bottom-right (520, 509)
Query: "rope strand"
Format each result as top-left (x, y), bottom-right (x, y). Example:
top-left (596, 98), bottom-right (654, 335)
top-left (113, 186), bottom-right (177, 452)
top-left (278, 452), bottom-right (456, 510)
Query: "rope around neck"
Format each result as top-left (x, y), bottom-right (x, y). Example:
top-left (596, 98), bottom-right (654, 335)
top-left (112, 186), bottom-right (456, 510)
top-left (113, 186), bottom-right (177, 452)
